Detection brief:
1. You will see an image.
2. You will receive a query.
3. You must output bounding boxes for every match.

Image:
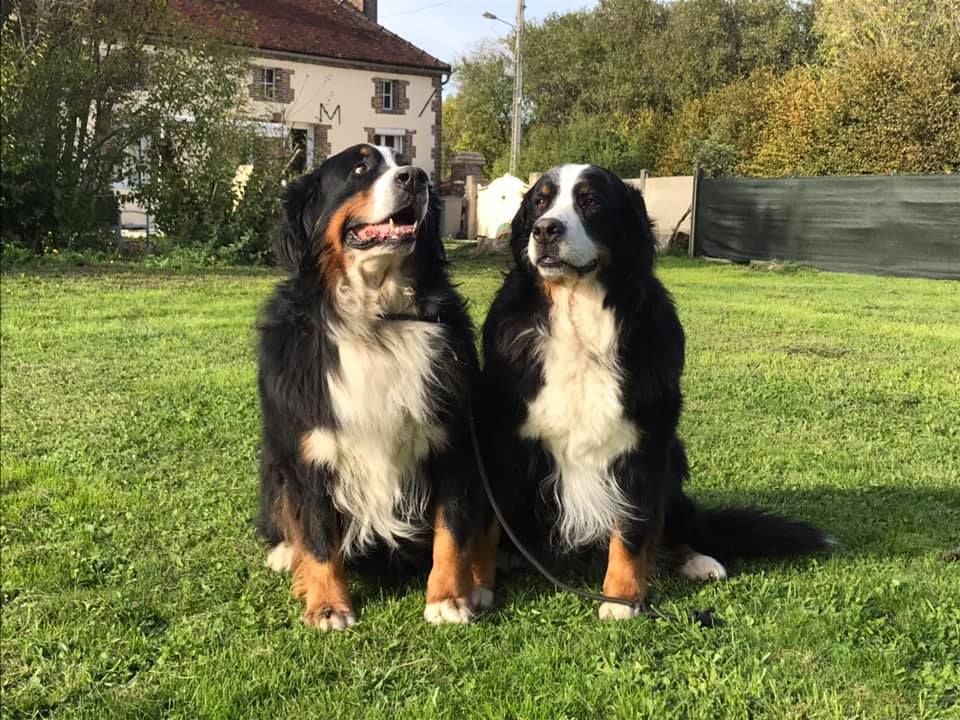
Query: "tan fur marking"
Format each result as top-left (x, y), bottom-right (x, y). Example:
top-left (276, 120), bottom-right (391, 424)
top-left (291, 550), bottom-right (354, 627)
top-left (299, 428), bottom-right (338, 468)
top-left (426, 506), bottom-right (472, 604)
top-left (602, 533), bottom-right (651, 604)
top-left (275, 490), bottom-right (354, 627)
top-left (322, 191), bottom-right (372, 285)
top-left (471, 519), bottom-right (500, 591)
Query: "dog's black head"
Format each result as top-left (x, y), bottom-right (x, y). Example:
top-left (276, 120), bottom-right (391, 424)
top-left (276, 143), bottom-right (442, 276)
top-left (510, 164), bottom-right (656, 283)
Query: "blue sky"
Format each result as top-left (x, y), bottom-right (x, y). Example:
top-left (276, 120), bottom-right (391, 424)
top-left (380, 0), bottom-right (596, 85)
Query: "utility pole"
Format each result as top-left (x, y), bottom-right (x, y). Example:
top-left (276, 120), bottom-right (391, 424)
top-left (483, 3), bottom-right (524, 176)
top-left (509, 0), bottom-right (524, 177)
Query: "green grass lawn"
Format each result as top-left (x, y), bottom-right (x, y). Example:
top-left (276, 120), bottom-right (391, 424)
top-left (2, 251), bottom-right (959, 719)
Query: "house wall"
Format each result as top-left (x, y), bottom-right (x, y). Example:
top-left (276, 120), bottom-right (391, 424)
top-left (246, 55), bottom-right (442, 181)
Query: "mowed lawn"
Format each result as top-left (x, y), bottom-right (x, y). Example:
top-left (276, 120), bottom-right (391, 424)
top-left (2, 251), bottom-right (959, 720)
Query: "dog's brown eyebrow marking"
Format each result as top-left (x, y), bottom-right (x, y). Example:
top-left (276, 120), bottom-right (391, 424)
top-left (360, 145), bottom-right (371, 157)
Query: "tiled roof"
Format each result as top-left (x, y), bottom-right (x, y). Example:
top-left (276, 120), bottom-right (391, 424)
top-left (172, 0), bottom-right (450, 73)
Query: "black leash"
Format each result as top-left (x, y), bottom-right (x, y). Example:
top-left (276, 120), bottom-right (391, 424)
top-left (467, 411), bottom-right (658, 616)
top-left (467, 414), bottom-right (725, 627)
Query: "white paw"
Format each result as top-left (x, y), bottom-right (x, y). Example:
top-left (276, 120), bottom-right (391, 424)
top-left (265, 542), bottom-right (294, 573)
top-left (679, 553), bottom-right (727, 581)
top-left (471, 586), bottom-right (495, 610)
top-left (424, 598), bottom-right (474, 624)
top-left (598, 601), bottom-right (642, 621)
top-left (305, 607), bottom-right (357, 631)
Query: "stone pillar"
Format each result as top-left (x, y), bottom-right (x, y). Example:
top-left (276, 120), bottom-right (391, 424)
top-left (449, 152), bottom-right (485, 184)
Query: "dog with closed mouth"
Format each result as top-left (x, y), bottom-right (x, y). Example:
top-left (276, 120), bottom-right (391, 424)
top-left (256, 144), bottom-right (496, 630)
top-left (481, 164), bottom-right (834, 619)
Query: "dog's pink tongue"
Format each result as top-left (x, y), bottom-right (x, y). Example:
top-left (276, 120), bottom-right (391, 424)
top-left (356, 223), bottom-right (390, 241)
top-left (356, 223), bottom-right (416, 241)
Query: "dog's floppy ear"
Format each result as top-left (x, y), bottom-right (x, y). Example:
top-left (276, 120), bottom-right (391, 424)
top-left (274, 170), bottom-right (322, 272)
top-left (509, 186), bottom-right (535, 268)
top-left (416, 185), bottom-right (446, 264)
top-left (625, 183), bottom-right (656, 270)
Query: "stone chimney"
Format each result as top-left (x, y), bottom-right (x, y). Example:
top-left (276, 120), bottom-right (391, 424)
top-left (349, 0), bottom-right (378, 23)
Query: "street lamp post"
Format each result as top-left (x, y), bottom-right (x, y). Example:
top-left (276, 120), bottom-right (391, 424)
top-left (483, 3), bottom-right (524, 177)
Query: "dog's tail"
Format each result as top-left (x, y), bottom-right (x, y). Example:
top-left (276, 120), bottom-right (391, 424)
top-left (688, 507), bottom-right (838, 562)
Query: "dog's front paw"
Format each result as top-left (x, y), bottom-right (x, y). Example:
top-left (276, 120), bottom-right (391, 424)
top-left (303, 603), bottom-right (357, 631)
top-left (598, 601), bottom-right (642, 621)
top-left (424, 597), bottom-right (474, 624)
top-left (470, 586), bottom-right (495, 610)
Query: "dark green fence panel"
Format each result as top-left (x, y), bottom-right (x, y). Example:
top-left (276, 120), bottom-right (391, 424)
top-left (694, 175), bottom-right (960, 279)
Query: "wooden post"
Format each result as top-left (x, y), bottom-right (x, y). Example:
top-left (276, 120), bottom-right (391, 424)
top-left (465, 175), bottom-right (479, 241)
top-left (688, 165), bottom-right (703, 258)
top-left (638, 169), bottom-right (648, 194)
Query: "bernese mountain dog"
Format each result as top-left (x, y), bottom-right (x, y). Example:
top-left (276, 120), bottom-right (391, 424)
top-left (481, 164), bottom-right (834, 620)
top-left (256, 144), bottom-right (496, 630)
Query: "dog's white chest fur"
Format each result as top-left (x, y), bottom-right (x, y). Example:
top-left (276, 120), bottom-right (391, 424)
top-left (520, 282), bottom-right (640, 548)
top-left (301, 312), bottom-right (446, 556)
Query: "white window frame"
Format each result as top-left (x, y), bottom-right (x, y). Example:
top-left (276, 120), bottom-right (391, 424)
top-left (373, 128), bottom-right (404, 155)
top-left (260, 68), bottom-right (277, 100)
top-left (381, 80), bottom-right (394, 111)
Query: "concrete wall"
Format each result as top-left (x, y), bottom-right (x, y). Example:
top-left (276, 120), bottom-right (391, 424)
top-left (627, 176), bottom-right (693, 250)
top-left (442, 195), bottom-right (462, 238)
top-left (247, 56), bottom-right (439, 179)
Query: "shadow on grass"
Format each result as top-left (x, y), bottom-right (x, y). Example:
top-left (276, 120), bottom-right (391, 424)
top-left (339, 484), bottom-right (958, 617)
top-left (695, 486), bottom-right (960, 560)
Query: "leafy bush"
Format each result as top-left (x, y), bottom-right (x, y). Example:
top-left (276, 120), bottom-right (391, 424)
top-left (0, 0), bottom-right (284, 264)
top-left (446, 0), bottom-right (957, 180)
top-left (748, 48), bottom-right (960, 176)
top-left (519, 111), bottom-right (662, 178)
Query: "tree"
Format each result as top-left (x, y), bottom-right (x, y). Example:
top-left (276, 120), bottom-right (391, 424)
top-left (442, 44), bottom-right (513, 179)
top-left (657, 68), bottom-right (778, 175)
top-left (0, 0), bottom-right (282, 258)
top-left (748, 48), bottom-right (960, 176)
top-left (128, 42), bottom-right (276, 248)
top-left (443, 0), bottom-right (820, 177)
top-left (2, 0), bottom-right (173, 250)
top-left (814, 0), bottom-right (960, 65)
top-left (520, 110), bottom-right (662, 178)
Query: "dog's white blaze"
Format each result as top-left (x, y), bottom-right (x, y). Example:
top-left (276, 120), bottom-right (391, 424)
top-left (679, 553), bottom-right (727, 581)
top-left (527, 163), bottom-right (596, 272)
top-left (374, 145), bottom-right (399, 169)
top-left (366, 145), bottom-right (429, 228)
top-left (520, 281), bottom-right (641, 549)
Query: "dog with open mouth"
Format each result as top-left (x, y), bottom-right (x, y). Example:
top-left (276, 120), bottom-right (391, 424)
top-left (480, 164), bottom-right (835, 619)
top-left (256, 144), bottom-right (496, 630)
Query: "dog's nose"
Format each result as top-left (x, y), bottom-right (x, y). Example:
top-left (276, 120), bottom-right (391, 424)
top-left (532, 218), bottom-right (565, 245)
top-left (395, 166), bottom-right (425, 192)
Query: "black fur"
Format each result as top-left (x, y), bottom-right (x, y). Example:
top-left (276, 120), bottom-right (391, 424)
top-left (256, 145), bottom-right (482, 575)
top-left (481, 164), bottom-right (834, 568)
